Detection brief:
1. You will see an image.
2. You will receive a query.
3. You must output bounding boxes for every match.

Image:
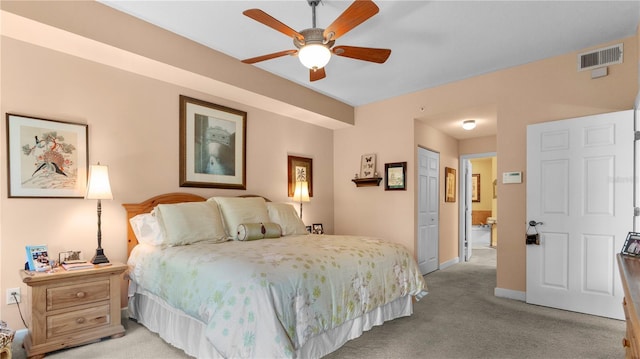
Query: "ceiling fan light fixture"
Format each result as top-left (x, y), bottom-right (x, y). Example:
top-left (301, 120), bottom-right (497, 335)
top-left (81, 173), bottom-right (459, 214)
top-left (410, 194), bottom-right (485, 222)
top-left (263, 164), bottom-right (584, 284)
top-left (298, 43), bottom-right (331, 70)
top-left (462, 120), bottom-right (476, 130)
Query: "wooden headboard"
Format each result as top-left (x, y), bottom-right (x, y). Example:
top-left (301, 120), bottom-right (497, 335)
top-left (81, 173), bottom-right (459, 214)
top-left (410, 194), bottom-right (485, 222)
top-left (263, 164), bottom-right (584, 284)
top-left (122, 192), bottom-right (271, 257)
top-left (122, 192), bottom-right (206, 257)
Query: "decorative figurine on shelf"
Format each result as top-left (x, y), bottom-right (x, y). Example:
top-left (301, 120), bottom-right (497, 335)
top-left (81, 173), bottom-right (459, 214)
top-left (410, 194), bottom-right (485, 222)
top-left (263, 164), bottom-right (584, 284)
top-left (355, 173), bottom-right (359, 179)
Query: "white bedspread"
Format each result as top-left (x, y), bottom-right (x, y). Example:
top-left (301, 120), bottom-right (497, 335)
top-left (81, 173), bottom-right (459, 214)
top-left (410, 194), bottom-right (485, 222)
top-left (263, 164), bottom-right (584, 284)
top-left (128, 234), bottom-right (427, 358)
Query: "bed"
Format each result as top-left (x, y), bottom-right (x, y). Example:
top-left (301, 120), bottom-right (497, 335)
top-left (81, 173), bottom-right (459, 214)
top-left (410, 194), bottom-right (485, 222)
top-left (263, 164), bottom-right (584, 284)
top-left (123, 192), bottom-right (427, 358)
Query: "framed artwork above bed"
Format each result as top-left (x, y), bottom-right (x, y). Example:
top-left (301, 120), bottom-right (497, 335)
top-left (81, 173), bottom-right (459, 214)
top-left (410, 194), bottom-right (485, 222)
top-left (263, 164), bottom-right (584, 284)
top-left (179, 95), bottom-right (247, 189)
top-left (287, 155), bottom-right (313, 197)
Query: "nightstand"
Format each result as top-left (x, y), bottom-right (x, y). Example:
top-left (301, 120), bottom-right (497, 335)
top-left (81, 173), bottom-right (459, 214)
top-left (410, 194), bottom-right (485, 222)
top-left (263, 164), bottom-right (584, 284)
top-left (20, 263), bottom-right (127, 359)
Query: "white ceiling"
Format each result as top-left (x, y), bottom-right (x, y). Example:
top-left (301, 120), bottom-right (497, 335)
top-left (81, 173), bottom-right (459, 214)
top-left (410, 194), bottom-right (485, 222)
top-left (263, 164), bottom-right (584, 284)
top-left (101, 0), bottom-right (639, 138)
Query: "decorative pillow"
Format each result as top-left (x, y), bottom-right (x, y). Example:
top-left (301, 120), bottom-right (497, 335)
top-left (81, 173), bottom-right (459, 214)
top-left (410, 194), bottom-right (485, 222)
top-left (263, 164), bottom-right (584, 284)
top-left (266, 202), bottom-right (308, 236)
top-left (236, 222), bottom-right (282, 241)
top-left (210, 197), bottom-right (271, 240)
top-left (129, 213), bottom-right (165, 246)
top-left (154, 201), bottom-right (228, 246)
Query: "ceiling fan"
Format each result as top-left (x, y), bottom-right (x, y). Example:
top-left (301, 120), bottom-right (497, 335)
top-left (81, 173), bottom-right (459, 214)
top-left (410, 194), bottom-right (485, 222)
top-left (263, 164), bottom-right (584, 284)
top-left (241, 0), bottom-right (391, 82)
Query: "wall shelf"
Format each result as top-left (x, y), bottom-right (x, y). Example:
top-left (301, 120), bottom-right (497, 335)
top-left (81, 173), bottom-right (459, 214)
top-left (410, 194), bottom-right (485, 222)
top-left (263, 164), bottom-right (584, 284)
top-left (352, 177), bottom-right (382, 187)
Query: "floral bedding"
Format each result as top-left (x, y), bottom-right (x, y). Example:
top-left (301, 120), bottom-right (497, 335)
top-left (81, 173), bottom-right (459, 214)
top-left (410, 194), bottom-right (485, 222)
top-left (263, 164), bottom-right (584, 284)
top-left (128, 234), bottom-right (427, 358)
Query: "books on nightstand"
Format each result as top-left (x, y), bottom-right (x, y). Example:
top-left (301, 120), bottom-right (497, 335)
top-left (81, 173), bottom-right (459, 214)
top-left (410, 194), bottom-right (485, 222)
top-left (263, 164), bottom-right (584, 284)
top-left (61, 261), bottom-right (94, 271)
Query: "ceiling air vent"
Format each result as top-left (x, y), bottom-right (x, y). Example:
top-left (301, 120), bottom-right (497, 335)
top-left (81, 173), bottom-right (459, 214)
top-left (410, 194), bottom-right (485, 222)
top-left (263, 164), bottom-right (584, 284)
top-left (577, 43), bottom-right (623, 71)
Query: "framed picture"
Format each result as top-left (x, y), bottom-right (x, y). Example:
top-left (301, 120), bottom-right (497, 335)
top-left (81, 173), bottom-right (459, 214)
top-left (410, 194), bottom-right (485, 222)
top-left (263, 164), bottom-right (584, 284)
top-left (622, 232), bottom-right (640, 256)
top-left (493, 179), bottom-right (497, 199)
top-left (385, 162), bottom-right (407, 191)
top-left (6, 113), bottom-right (88, 198)
top-left (312, 223), bottom-right (324, 234)
top-left (360, 153), bottom-right (377, 178)
top-left (472, 174), bottom-right (480, 202)
top-left (288, 155), bottom-right (313, 197)
top-left (306, 225), bottom-right (312, 234)
top-left (179, 95), bottom-right (247, 189)
top-left (25, 244), bottom-right (50, 272)
top-left (445, 167), bottom-right (456, 202)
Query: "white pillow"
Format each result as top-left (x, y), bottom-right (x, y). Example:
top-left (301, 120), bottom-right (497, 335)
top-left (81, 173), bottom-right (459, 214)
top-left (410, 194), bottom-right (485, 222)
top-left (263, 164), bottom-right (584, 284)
top-left (154, 201), bottom-right (228, 246)
top-left (266, 202), bottom-right (308, 236)
top-left (129, 213), bottom-right (165, 246)
top-left (210, 197), bottom-right (270, 240)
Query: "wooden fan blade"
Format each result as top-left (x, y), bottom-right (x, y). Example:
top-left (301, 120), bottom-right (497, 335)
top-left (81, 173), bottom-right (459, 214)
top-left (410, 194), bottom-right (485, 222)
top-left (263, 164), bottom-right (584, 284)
top-left (323, 0), bottom-right (379, 41)
top-left (243, 9), bottom-right (304, 41)
top-left (332, 45), bottom-right (391, 63)
top-left (310, 67), bottom-right (326, 82)
top-left (241, 49), bottom-right (298, 64)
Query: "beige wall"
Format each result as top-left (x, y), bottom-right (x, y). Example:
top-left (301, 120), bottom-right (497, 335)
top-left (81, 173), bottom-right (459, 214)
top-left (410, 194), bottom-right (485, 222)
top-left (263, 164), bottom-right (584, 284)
top-left (459, 135), bottom-right (497, 156)
top-left (0, 6), bottom-right (338, 328)
top-left (335, 37), bottom-right (638, 294)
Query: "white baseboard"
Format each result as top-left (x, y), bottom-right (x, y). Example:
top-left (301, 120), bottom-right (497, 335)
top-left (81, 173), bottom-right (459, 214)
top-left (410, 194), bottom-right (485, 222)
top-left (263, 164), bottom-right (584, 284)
top-left (439, 257), bottom-right (459, 270)
top-left (494, 287), bottom-right (526, 301)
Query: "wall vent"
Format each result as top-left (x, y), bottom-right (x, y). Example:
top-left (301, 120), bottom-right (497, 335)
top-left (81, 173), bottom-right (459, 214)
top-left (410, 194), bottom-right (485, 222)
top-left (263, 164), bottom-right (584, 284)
top-left (577, 43), bottom-right (623, 71)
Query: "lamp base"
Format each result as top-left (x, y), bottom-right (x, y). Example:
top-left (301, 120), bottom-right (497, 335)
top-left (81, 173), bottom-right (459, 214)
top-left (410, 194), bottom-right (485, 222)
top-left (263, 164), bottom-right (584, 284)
top-left (91, 248), bottom-right (110, 264)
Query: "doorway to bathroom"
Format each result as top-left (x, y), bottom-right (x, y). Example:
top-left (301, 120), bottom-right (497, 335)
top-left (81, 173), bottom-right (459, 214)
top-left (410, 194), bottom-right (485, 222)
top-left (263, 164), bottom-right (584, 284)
top-left (459, 152), bottom-right (497, 263)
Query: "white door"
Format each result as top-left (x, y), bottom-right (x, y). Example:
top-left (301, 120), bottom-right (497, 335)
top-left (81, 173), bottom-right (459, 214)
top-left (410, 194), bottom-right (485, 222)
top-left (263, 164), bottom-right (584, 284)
top-left (526, 110), bottom-right (633, 319)
top-left (418, 147), bottom-right (439, 274)
top-left (463, 160), bottom-right (473, 261)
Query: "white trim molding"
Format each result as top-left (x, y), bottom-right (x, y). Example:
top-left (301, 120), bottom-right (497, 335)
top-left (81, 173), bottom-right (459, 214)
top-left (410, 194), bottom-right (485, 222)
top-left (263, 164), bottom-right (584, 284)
top-left (494, 287), bottom-right (526, 301)
top-left (439, 257), bottom-right (459, 270)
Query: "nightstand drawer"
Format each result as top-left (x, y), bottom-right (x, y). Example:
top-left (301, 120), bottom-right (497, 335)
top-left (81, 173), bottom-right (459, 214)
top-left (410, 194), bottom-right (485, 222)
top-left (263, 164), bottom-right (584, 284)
top-left (47, 279), bottom-right (110, 311)
top-left (47, 303), bottom-right (110, 338)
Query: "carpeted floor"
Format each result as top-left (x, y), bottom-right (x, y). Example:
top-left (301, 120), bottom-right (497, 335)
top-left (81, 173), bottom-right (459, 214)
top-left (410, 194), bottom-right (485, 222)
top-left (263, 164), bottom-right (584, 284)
top-left (11, 247), bottom-right (625, 358)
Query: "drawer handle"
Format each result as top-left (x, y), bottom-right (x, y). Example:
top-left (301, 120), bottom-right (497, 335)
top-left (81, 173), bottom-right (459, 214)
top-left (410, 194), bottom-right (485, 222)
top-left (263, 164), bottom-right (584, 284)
top-left (76, 291), bottom-right (86, 298)
top-left (623, 338), bottom-right (631, 348)
top-left (76, 317), bottom-right (86, 324)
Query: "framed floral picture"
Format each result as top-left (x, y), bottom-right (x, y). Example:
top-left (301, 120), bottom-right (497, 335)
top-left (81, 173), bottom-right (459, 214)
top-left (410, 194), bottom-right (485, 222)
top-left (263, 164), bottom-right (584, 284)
top-left (179, 95), bottom-right (247, 189)
top-left (6, 113), bottom-right (88, 198)
top-left (288, 155), bottom-right (313, 197)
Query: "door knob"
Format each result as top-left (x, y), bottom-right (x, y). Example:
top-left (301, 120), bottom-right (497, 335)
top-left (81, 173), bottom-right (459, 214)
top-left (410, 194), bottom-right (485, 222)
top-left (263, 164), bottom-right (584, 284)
top-left (528, 220), bottom-right (543, 227)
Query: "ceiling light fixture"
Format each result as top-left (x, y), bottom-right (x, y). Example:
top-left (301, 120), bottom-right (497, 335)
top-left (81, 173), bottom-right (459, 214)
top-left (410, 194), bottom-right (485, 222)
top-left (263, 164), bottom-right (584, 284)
top-left (298, 43), bottom-right (331, 70)
top-left (462, 120), bottom-right (476, 130)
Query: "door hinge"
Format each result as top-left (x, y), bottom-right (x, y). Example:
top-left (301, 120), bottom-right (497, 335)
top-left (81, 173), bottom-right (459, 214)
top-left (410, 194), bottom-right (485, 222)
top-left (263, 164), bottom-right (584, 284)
top-left (635, 131), bottom-right (640, 141)
top-left (635, 207), bottom-right (640, 217)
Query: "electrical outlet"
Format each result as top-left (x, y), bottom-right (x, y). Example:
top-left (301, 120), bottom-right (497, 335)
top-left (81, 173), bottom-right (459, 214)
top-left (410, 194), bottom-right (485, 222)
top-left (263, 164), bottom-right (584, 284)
top-left (6, 287), bottom-right (20, 305)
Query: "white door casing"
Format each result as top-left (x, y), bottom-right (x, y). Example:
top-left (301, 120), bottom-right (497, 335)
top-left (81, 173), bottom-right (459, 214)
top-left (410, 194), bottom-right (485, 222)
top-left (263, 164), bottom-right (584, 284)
top-left (418, 147), bottom-right (439, 275)
top-left (464, 160), bottom-right (473, 261)
top-left (526, 110), bottom-right (633, 320)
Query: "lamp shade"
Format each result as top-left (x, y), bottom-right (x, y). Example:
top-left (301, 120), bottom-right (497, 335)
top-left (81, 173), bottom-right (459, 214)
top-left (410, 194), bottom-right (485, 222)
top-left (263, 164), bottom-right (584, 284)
top-left (85, 164), bottom-right (113, 200)
top-left (293, 181), bottom-right (310, 203)
top-left (298, 44), bottom-right (331, 70)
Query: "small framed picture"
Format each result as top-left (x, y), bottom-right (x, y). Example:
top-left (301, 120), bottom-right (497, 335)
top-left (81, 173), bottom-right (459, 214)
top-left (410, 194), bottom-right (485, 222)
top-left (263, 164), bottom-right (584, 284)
top-left (288, 155), bottom-right (313, 198)
top-left (622, 232), bottom-right (640, 256)
top-left (26, 244), bottom-right (51, 272)
top-left (472, 174), bottom-right (480, 202)
top-left (312, 223), bottom-right (324, 234)
top-left (385, 162), bottom-right (407, 190)
top-left (360, 153), bottom-right (377, 178)
top-left (445, 167), bottom-right (457, 203)
top-left (306, 226), bottom-right (312, 234)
